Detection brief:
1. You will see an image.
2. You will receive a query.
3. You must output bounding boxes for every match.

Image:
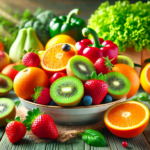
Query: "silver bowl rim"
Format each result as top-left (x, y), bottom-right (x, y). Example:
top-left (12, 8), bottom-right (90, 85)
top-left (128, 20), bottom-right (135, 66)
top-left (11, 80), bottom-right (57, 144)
top-left (19, 97), bottom-right (127, 109)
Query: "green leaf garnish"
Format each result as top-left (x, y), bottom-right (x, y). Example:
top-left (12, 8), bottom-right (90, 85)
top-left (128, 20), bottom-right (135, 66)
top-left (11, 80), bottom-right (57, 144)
top-left (145, 58), bottom-right (150, 64)
top-left (23, 107), bottom-right (43, 131)
top-left (14, 100), bottom-right (21, 107)
top-left (78, 129), bottom-right (107, 147)
top-left (13, 64), bottom-right (27, 71)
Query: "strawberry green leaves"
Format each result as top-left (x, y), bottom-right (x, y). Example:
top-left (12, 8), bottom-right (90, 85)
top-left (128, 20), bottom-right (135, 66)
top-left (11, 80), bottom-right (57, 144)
top-left (78, 129), bottom-right (107, 147)
top-left (23, 107), bottom-right (43, 131)
top-left (87, 71), bottom-right (106, 80)
top-left (103, 56), bottom-right (114, 71)
top-left (6, 116), bottom-right (21, 123)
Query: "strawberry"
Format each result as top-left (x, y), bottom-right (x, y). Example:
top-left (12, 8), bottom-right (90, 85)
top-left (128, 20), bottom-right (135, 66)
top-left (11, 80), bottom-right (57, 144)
top-left (49, 72), bottom-right (67, 85)
top-left (23, 108), bottom-right (58, 139)
top-left (6, 117), bottom-right (26, 143)
top-left (22, 52), bottom-right (40, 67)
top-left (31, 86), bottom-right (51, 105)
top-left (94, 56), bottom-right (114, 75)
top-left (84, 71), bottom-right (108, 105)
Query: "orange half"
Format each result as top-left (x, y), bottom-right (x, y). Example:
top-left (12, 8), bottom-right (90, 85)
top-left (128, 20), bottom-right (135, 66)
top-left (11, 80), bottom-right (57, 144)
top-left (104, 101), bottom-right (149, 138)
top-left (41, 43), bottom-right (77, 74)
top-left (140, 63), bottom-right (150, 94)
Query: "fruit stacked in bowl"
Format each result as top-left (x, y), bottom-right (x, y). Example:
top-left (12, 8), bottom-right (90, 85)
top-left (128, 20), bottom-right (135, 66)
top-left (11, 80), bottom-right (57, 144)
top-left (13, 27), bottom-right (140, 108)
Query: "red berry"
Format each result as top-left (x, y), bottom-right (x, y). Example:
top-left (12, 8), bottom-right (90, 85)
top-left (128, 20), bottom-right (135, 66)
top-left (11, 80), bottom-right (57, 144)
top-left (32, 86), bottom-right (51, 105)
top-left (22, 52), bottom-right (40, 67)
top-left (49, 72), bottom-right (67, 85)
top-left (122, 141), bottom-right (128, 148)
top-left (31, 114), bottom-right (58, 139)
top-left (6, 121), bottom-right (26, 143)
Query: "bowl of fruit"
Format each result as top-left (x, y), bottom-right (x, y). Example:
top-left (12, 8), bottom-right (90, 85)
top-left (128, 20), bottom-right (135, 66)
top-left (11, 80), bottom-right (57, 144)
top-left (12, 27), bottom-right (139, 125)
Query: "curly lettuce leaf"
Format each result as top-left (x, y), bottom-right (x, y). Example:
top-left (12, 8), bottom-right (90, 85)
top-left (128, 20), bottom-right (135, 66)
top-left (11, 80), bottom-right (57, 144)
top-left (88, 1), bottom-right (150, 52)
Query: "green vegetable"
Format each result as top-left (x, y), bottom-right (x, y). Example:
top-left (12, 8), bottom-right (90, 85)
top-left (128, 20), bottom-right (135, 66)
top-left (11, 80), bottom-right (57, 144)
top-left (21, 10), bottom-right (56, 45)
top-left (9, 28), bottom-right (44, 63)
top-left (88, 1), bottom-right (150, 52)
top-left (78, 129), bottom-right (107, 147)
top-left (137, 92), bottom-right (149, 101)
top-left (49, 8), bottom-right (86, 41)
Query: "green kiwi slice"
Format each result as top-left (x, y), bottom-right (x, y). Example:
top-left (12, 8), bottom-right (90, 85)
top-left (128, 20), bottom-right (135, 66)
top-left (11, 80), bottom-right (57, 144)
top-left (50, 76), bottom-right (84, 106)
top-left (117, 55), bottom-right (134, 68)
top-left (104, 72), bottom-right (131, 99)
top-left (0, 98), bottom-right (16, 127)
top-left (67, 55), bottom-right (96, 81)
top-left (0, 73), bottom-right (13, 97)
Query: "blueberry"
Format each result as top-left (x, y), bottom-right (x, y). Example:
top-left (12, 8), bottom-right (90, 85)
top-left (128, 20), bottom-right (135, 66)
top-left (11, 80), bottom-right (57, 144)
top-left (102, 95), bottom-right (113, 103)
top-left (49, 100), bottom-right (57, 106)
top-left (82, 96), bottom-right (93, 106)
top-left (62, 44), bottom-right (71, 52)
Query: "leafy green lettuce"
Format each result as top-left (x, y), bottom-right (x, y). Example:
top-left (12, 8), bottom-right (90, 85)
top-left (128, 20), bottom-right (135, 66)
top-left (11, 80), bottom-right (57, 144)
top-left (88, 1), bottom-right (150, 52)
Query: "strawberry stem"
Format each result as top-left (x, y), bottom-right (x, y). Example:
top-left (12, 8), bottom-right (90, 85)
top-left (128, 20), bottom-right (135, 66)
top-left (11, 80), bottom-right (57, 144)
top-left (103, 56), bottom-right (114, 71)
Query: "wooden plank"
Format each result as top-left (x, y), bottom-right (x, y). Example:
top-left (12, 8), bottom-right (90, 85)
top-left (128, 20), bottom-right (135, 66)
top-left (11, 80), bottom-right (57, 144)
top-left (45, 142), bottom-right (54, 150)
top-left (103, 129), bottom-right (117, 150)
top-left (65, 139), bottom-right (73, 150)
top-left (72, 137), bottom-right (84, 150)
top-left (0, 127), bottom-right (5, 140)
top-left (134, 134), bottom-right (150, 150)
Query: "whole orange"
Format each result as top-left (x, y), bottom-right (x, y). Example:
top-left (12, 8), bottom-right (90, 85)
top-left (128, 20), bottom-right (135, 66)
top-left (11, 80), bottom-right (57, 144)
top-left (111, 64), bottom-right (140, 99)
top-left (13, 67), bottom-right (49, 100)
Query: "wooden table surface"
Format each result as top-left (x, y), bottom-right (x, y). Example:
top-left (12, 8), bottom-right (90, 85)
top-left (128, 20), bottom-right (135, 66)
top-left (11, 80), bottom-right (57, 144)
top-left (0, 87), bottom-right (150, 150)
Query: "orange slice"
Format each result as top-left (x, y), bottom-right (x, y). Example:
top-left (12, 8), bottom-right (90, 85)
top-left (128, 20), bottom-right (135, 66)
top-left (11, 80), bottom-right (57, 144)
top-left (140, 63), bottom-right (150, 94)
top-left (41, 43), bottom-right (77, 75)
top-left (104, 101), bottom-right (149, 138)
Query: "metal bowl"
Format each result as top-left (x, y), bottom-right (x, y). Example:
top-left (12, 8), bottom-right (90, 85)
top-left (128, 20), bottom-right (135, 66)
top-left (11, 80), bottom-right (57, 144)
top-left (19, 97), bottom-right (126, 125)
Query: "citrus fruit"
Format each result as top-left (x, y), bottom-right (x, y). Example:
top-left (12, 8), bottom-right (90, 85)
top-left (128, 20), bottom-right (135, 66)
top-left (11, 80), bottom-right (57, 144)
top-left (111, 64), bottom-right (140, 99)
top-left (140, 63), bottom-right (150, 94)
top-left (41, 43), bottom-right (77, 75)
top-left (45, 34), bottom-right (76, 50)
top-left (104, 101), bottom-right (149, 138)
top-left (13, 67), bottom-right (49, 100)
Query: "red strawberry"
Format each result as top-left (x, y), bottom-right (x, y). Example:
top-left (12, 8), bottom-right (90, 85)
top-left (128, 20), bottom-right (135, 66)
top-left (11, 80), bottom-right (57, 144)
top-left (49, 72), bottom-right (67, 85)
top-left (23, 108), bottom-right (58, 139)
top-left (6, 117), bottom-right (26, 143)
top-left (22, 52), bottom-right (40, 67)
top-left (84, 72), bottom-right (108, 105)
top-left (94, 56), bottom-right (114, 75)
top-left (32, 86), bottom-right (51, 105)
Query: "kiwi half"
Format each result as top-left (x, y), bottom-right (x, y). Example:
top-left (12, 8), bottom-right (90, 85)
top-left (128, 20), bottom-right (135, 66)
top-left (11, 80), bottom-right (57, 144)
top-left (117, 55), bottom-right (134, 68)
top-left (67, 55), bottom-right (96, 81)
top-left (0, 73), bottom-right (13, 97)
top-left (0, 98), bottom-right (16, 127)
top-left (104, 72), bottom-right (131, 99)
top-left (50, 76), bottom-right (84, 106)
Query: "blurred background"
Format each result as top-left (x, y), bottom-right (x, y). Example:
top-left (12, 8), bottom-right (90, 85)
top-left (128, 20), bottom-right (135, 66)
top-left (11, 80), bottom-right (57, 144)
top-left (0, 0), bottom-right (148, 22)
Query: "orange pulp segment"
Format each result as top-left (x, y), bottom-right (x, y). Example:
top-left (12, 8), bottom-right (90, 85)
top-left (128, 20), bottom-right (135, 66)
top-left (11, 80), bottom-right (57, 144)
top-left (41, 43), bottom-right (77, 72)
